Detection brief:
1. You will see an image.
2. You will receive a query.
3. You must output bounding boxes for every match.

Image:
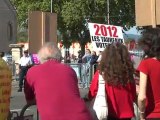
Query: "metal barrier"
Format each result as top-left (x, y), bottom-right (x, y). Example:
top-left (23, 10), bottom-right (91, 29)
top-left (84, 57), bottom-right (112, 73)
top-left (9, 62), bottom-right (97, 88)
top-left (68, 63), bottom-right (98, 88)
top-left (9, 61), bottom-right (98, 88)
top-left (129, 50), bottom-right (144, 57)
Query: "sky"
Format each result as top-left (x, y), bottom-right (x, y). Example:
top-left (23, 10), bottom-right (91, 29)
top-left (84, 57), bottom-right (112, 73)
top-left (124, 26), bottom-right (141, 35)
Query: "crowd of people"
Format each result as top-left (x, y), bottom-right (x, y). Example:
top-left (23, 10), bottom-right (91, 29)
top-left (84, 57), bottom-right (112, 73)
top-left (63, 48), bottom-right (100, 65)
top-left (0, 27), bottom-right (160, 120)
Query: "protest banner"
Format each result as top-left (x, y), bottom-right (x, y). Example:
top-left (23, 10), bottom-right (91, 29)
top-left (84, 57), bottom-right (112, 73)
top-left (0, 58), bottom-right (12, 120)
top-left (88, 23), bottom-right (124, 51)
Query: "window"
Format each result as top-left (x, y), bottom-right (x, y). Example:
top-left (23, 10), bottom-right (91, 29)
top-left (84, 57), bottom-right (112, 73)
top-left (7, 22), bottom-right (13, 41)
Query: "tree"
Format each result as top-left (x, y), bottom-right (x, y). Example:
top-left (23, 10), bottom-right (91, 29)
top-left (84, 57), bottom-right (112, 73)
top-left (11, 0), bottom-right (135, 54)
top-left (59, 0), bottom-right (106, 54)
top-left (60, 0), bottom-right (135, 54)
top-left (11, 0), bottom-right (51, 28)
top-left (11, 0), bottom-right (51, 42)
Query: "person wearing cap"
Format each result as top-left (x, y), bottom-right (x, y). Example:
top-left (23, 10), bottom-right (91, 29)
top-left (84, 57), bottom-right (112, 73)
top-left (18, 50), bottom-right (32, 92)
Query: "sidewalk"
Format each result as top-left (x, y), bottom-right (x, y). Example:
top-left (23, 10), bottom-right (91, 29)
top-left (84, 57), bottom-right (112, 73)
top-left (12, 79), bottom-right (19, 87)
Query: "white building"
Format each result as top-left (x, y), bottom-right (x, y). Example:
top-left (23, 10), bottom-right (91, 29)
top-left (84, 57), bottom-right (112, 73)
top-left (0, 0), bottom-right (17, 52)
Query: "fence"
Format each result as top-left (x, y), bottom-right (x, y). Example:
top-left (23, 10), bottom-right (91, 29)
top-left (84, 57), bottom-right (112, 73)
top-left (9, 62), bottom-right (97, 89)
top-left (129, 50), bottom-right (144, 57)
top-left (68, 63), bottom-right (97, 88)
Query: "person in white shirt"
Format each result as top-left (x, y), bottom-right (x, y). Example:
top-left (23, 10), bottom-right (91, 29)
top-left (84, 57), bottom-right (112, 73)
top-left (18, 50), bottom-right (33, 92)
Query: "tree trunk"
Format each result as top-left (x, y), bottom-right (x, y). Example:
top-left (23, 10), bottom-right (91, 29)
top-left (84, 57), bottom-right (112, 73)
top-left (80, 42), bottom-right (85, 56)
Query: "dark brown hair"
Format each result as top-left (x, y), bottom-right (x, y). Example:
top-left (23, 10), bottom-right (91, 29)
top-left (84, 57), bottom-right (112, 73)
top-left (139, 28), bottom-right (160, 59)
top-left (99, 43), bottom-right (134, 86)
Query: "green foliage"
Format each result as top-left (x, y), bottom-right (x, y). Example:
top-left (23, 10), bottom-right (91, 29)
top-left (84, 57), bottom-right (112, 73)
top-left (11, 0), bottom-right (50, 28)
top-left (17, 30), bottom-right (28, 42)
top-left (11, 0), bottom-right (135, 51)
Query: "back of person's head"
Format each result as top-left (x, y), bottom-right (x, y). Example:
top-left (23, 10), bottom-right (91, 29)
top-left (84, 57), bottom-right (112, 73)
top-left (38, 42), bottom-right (62, 63)
top-left (139, 27), bottom-right (160, 59)
top-left (85, 49), bottom-right (91, 54)
top-left (92, 51), bottom-right (96, 55)
top-left (0, 52), bottom-right (5, 57)
top-left (99, 43), bottom-right (134, 86)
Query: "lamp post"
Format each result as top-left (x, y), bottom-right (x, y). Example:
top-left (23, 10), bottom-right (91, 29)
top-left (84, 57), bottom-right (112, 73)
top-left (51, 0), bottom-right (53, 13)
top-left (107, 0), bottom-right (110, 24)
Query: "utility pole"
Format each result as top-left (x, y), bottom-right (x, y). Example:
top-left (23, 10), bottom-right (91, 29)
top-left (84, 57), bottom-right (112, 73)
top-left (107, 0), bottom-right (110, 24)
top-left (51, 0), bottom-right (53, 13)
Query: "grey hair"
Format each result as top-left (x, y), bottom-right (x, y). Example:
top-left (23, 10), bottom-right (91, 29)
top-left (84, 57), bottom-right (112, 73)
top-left (38, 42), bottom-right (62, 63)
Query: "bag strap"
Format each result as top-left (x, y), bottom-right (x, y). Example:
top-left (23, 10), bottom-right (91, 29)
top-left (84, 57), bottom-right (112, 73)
top-left (97, 74), bottom-right (106, 96)
top-left (98, 74), bottom-right (105, 84)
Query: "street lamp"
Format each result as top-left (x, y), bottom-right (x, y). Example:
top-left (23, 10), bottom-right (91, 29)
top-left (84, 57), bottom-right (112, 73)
top-left (107, 0), bottom-right (110, 24)
top-left (51, 0), bottom-right (53, 13)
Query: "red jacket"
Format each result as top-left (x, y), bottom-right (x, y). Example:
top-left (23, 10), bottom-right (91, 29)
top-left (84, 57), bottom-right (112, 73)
top-left (25, 60), bottom-right (92, 120)
top-left (88, 71), bottom-right (136, 119)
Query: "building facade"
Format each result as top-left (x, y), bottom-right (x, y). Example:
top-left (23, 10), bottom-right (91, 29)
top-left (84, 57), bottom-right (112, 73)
top-left (0, 0), bottom-right (17, 52)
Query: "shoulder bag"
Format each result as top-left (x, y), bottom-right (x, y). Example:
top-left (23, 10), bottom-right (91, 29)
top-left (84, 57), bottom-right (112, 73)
top-left (93, 74), bottom-right (108, 120)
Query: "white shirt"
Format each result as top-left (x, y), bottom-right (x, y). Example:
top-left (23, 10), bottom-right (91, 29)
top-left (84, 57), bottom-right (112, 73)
top-left (19, 55), bottom-right (32, 66)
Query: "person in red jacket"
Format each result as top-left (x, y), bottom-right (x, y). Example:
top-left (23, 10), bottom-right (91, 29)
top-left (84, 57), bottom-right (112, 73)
top-left (88, 43), bottom-right (136, 120)
top-left (137, 28), bottom-right (160, 120)
top-left (24, 42), bottom-right (92, 120)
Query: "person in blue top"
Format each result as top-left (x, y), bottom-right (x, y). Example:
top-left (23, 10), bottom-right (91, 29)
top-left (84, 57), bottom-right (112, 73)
top-left (82, 49), bottom-right (92, 63)
top-left (90, 51), bottom-right (98, 65)
top-left (81, 49), bottom-right (92, 88)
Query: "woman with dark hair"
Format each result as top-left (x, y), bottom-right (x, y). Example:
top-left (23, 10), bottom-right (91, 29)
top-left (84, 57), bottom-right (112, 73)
top-left (88, 43), bottom-right (136, 120)
top-left (137, 28), bottom-right (160, 120)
